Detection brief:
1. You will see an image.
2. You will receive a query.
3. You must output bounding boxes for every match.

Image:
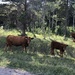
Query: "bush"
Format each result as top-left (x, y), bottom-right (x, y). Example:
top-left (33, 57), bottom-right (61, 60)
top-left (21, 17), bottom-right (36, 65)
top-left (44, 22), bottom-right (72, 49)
top-left (66, 46), bottom-right (75, 58)
top-left (57, 26), bottom-right (70, 37)
top-left (28, 38), bottom-right (50, 54)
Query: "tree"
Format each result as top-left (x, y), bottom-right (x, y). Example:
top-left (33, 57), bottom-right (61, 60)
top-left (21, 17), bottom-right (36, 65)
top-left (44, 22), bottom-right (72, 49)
top-left (2, 0), bottom-right (75, 37)
top-left (70, 0), bottom-right (75, 31)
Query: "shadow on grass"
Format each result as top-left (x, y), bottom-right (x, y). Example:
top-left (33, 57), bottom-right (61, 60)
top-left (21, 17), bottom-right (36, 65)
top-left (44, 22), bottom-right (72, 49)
top-left (0, 51), bottom-right (75, 75)
top-left (0, 36), bottom-right (75, 75)
top-left (28, 38), bottom-right (50, 54)
top-left (0, 36), bottom-right (6, 48)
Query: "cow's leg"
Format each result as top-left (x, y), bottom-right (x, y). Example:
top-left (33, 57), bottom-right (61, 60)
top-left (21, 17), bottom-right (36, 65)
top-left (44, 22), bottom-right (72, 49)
top-left (4, 43), bottom-right (9, 52)
top-left (4, 45), bottom-right (6, 51)
top-left (9, 46), bottom-right (12, 52)
top-left (23, 47), bottom-right (27, 53)
top-left (56, 50), bottom-right (60, 55)
top-left (7, 44), bottom-right (12, 52)
top-left (25, 47), bottom-right (27, 53)
top-left (24, 47), bottom-right (26, 52)
top-left (51, 48), bottom-right (55, 55)
top-left (60, 50), bottom-right (64, 57)
top-left (22, 45), bottom-right (27, 53)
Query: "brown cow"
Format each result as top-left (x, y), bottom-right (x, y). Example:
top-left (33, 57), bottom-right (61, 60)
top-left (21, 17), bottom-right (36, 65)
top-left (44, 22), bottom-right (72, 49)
top-left (70, 32), bottom-right (75, 42)
top-left (50, 40), bottom-right (68, 57)
top-left (5, 35), bottom-right (34, 52)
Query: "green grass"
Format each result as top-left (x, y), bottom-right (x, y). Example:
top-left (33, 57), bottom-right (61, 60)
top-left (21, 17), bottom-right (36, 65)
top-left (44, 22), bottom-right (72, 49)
top-left (0, 28), bottom-right (75, 75)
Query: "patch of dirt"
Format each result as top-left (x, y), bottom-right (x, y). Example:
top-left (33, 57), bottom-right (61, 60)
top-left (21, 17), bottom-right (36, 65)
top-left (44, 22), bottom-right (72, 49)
top-left (0, 67), bottom-right (34, 75)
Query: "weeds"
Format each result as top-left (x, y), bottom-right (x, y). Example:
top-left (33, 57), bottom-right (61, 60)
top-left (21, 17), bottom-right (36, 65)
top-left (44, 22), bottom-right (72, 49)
top-left (0, 28), bottom-right (75, 75)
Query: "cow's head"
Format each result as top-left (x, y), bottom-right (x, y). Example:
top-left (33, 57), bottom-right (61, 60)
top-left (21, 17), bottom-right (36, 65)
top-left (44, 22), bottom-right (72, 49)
top-left (25, 37), bottom-right (34, 44)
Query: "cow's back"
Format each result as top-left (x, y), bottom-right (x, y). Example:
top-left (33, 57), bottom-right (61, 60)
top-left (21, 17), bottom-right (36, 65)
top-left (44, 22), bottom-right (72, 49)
top-left (6, 35), bottom-right (26, 46)
top-left (51, 41), bottom-right (61, 49)
top-left (51, 41), bottom-right (67, 49)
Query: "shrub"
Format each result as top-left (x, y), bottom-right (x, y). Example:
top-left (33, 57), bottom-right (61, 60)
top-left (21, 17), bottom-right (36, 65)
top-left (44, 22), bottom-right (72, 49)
top-left (28, 38), bottom-right (50, 54)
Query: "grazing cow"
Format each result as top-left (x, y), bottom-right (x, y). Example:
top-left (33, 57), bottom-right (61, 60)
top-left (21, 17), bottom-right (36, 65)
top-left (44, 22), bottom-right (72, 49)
top-left (50, 40), bottom-right (68, 57)
top-left (5, 35), bottom-right (34, 52)
top-left (70, 32), bottom-right (75, 42)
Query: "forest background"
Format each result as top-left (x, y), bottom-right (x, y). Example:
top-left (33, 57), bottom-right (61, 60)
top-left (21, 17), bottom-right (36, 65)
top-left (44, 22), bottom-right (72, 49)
top-left (0, 0), bottom-right (75, 75)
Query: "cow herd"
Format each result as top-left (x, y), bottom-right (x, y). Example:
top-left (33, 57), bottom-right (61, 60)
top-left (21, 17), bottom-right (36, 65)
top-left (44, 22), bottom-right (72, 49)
top-left (4, 32), bottom-right (75, 57)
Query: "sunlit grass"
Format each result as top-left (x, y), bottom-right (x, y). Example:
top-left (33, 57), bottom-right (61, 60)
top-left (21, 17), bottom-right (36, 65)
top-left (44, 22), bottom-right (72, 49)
top-left (26, 32), bottom-right (34, 37)
top-left (0, 28), bottom-right (75, 75)
top-left (0, 49), bottom-right (75, 75)
top-left (0, 29), bottom-right (20, 37)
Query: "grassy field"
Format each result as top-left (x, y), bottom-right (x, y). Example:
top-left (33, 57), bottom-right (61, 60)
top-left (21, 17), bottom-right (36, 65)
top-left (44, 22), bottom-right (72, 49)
top-left (0, 28), bottom-right (75, 75)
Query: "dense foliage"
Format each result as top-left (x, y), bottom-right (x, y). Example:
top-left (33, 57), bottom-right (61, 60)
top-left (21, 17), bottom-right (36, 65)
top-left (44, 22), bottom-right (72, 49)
top-left (0, 0), bottom-right (75, 35)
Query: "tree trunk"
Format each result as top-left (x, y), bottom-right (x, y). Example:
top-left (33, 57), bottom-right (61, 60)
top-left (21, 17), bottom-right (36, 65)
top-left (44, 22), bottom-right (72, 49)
top-left (22, 24), bottom-right (27, 36)
top-left (73, 14), bottom-right (75, 31)
top-left (52, 11), bottom-right (55, 33)
top-left (52, 12), bottom-right (54, 30)
top-left (49, 13), bottom-right (51, 29)
top-left (22, 0), bottom-right (27, 36)
top-left (65, 0), bottom-right (68, 37)
top-left (16, 4), bottom-right (23, 34)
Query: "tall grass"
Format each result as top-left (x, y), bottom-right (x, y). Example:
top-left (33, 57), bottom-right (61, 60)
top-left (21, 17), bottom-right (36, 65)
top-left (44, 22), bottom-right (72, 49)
top-left (0, 28), bottom-right (75, 75)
